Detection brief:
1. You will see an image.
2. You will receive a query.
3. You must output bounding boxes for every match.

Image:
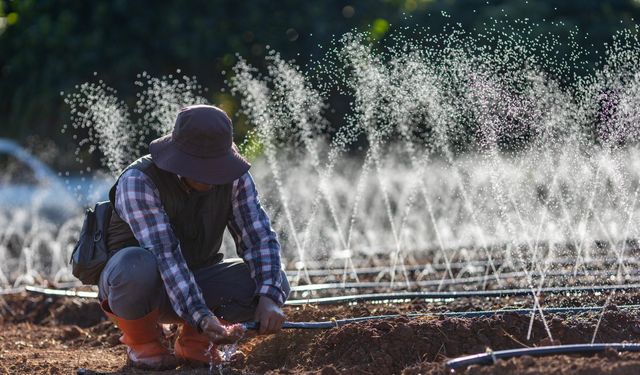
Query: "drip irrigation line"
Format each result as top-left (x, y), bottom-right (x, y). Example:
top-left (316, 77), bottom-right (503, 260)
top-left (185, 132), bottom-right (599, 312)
top-left (290, 268), bottom-right (640, 292)
top-left (23, 285), bottom-right (98, 299)
top-left (2, 266), bottom-right (634, 296)
top-left (288, 250), bottom-right (640, 270)
top-left (445, 343), bottom-right (640, 370)
top-left (242, 304), bottom-right (640, 330)
top-left (286, 256), bottom-right (640, 277)
top-left (1, 257), bottom-right (636, 295)
top-left (18, 283), bottom-right (640, 305)
top-left (285, 283), bottom-right (640, 306)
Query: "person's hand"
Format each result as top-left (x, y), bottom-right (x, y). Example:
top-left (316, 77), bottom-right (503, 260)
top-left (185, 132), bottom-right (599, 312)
top-left (199, 315), bottom-right (245, 344)
top-left (254, 295), bottom-right (286, 335)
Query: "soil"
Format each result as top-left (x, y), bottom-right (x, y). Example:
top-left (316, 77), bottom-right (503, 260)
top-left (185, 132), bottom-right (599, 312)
top-left (2, 292), bottom-right (640, 374)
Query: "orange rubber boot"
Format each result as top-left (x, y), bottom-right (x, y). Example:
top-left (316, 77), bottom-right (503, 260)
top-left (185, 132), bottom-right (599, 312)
top-left (174, 322), bottom-right (222, 366)
top-left (101, 300), bottom-right (178, 370)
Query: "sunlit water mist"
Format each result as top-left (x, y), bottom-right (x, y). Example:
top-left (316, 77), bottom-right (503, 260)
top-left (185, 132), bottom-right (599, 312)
top-left (3, 21), bottom-right (640, 300)
top-left (230, 24), bottom-right (640, 290)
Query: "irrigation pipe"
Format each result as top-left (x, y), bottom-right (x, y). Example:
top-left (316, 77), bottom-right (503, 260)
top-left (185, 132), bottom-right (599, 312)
top-left (445, 343), bottom-right (640, 370)
top-left (286, 256), bottom-right (640, 277)
top-left (289, 251), bottom-right (640, 269)
top-left (12, 286), bottom-right (640, 323)
top-left (291, 268), bottom-right (640, 292)
top-left (1, 257), bottom-right (636, 295)
top-left (2, 267), bottom-right (635, 296)
top-left (23, 285), bottom-right (99, 298)
top-left (19, 283), bottom-right (640, 305)
top-left (13, 283), bottom-right (640, 307)
top-left (285, 283), bottom-right (640, 305)
top-left (242, 304), bottom-right (640, 330)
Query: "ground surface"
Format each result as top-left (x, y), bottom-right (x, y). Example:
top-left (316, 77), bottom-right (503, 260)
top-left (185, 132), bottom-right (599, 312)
top-left (2, 292), bottom-right (640, 374)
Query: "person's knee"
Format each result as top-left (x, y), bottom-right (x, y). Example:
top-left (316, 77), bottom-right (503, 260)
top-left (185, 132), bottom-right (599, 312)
top-left (105, 247), bottom-right (161, 318)
top-left (111, 247), bottom-right (159, 290)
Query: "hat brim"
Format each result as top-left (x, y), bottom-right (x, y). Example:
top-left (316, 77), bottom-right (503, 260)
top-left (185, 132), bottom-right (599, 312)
top-left (149, 134), bottom-right (251, 185)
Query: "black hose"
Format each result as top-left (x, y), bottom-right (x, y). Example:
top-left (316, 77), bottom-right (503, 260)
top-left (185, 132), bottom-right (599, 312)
top-left (290, 268), bottom-right (640, 292)
top-left (242, 304), bottom-right (640, 330)
top-left (446, 343), bottom-right (640, 370)
top-left (286, 283), bottom-right (640, 305)
top-left (286, 256), bottom-right (640, 278)
top-left (18, 284), bottom-right (640, 307)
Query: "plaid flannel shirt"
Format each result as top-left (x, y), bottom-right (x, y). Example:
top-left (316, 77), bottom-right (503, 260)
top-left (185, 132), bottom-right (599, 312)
top-left (114, 168), bottom-right (285, 328)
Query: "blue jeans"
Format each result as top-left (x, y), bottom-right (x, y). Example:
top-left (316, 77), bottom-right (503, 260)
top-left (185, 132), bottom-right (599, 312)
top-left (98, 246), bottom-right (290, 323)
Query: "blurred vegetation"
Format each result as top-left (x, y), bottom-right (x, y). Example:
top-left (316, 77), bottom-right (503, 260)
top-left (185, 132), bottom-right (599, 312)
top-left (1, 0), bottom-right (640, 168)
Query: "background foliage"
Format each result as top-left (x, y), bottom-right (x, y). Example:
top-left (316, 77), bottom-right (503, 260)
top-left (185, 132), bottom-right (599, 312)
top-left (1, 0), bottom-right (640, 168)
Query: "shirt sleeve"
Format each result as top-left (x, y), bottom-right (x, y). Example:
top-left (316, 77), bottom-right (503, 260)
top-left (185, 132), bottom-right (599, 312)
top-left (114, 168), bottom-right (212, 328)
top-left (227, 172), bottom-right (286, 305)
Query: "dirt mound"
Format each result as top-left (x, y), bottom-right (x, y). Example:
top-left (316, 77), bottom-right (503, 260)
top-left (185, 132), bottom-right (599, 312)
top-left (245, 309), bottom-right (640, 374)
top-left (304, 311), bottom-right (640, 373)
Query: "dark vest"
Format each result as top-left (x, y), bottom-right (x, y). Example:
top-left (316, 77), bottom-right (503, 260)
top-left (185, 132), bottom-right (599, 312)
top-left (106, 155), bottom-right (232, 270)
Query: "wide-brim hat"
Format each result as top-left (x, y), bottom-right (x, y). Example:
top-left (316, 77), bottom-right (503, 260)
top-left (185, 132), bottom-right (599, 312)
top-left (149, 104), bottom-right (250, 185)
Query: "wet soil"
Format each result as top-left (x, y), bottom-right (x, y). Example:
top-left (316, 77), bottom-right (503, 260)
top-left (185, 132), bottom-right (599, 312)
top-left (2, 292), bottom-right (640, 374)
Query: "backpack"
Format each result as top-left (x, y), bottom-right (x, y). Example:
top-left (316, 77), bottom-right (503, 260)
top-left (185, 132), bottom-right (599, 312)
top-left (70, 201), bottom-right (112, 285)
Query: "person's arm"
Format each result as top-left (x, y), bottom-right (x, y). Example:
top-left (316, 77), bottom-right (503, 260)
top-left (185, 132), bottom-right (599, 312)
top-left (114, 169), bottom-right (212, 329)
top-left (227, 171), bottom-right (286, 304)
top-left (227, 172), bottom-right (286, 334)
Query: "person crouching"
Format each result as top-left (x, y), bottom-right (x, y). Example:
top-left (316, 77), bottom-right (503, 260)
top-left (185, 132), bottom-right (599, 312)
top-left (99, 105), bottom-right (289, 369)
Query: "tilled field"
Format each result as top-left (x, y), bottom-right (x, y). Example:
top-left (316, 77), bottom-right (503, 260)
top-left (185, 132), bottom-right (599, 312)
top-left (2, 292), bottom-right (640, 374)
